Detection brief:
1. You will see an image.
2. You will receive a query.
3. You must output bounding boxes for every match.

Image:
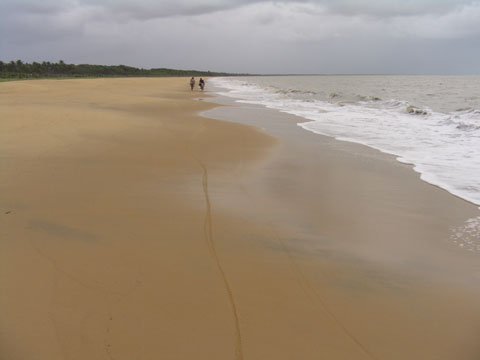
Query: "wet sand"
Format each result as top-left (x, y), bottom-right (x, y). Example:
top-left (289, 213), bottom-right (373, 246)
top-left (1, 78), bottom-right (480, 360)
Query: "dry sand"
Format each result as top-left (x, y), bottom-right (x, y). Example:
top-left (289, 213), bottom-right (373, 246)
top-left (1, 78), bottom-right (480, 360)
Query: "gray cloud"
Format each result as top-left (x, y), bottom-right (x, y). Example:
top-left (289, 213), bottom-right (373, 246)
top-left (4, 0), bottom-right (479, 20)
top-left (102, 0), bottom-right (480, 19)
top-left (1, 0), bottom-right (479, 74)
top-left (91, 1), bottom-right (242, 20)
top-left (319, 0), bottom-right (476, 17)
top-left (1, 0), bottom-right (254, 20)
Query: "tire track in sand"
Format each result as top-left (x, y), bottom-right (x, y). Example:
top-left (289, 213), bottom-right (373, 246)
top-left (194, 155), bottom-right (244, 360)
top-left (170, 109), bottom-right (372, 360)
top-left (163, 113), bottom-right (243, 360)
top-left (272, 230), bottom-right (379, 360)
top-left (237, 183), bottom-right (379, 360)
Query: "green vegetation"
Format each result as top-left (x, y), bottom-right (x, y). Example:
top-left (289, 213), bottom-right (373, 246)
top-left (0, 60), bottom-right (244, 80)
top-left (0, 78), bottom-right (20, 82)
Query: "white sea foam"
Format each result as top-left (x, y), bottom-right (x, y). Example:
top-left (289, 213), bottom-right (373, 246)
top-left (450, 216), bottom-right (480, 253)
top-left (211, 76), bottom-right (480, 209)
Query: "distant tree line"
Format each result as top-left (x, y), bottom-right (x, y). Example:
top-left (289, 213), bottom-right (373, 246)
top-left (0, 60), bottom-right (244, 79)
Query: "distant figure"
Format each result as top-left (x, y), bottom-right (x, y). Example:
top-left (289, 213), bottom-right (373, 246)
top-left (199, 78), bottom-right (205, 91)
top-left (190, 77), bottom-right (195, 91)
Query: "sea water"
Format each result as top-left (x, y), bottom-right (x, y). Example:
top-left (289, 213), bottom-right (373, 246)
top-left (211, 75), bottom-right (480, 251)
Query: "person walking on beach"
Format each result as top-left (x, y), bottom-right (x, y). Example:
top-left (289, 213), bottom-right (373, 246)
top-left (190, 77), bottom-right (195, 91)
top-left (199, 78), bottom-right (205, 91)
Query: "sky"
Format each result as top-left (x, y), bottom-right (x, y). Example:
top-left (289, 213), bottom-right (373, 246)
top-left (1, 0), bottom-right (480, 74)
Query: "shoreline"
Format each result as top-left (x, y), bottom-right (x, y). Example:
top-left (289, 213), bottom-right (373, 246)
top-left (203, 89), bottom-right (480, 356)
top-left (210, 75), bottom-right (480, 209)
top-left (204, 88), bottom-right (480, 222)
top-left (1, 77), bottom-right (480, 360)
top-left (206, 89), bottom-right (480, 188)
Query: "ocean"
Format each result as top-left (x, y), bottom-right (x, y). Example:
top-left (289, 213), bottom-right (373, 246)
top-left (211, 75), bottom-right (480, 207)
top-left (211, 75), bottom-right (480, 252)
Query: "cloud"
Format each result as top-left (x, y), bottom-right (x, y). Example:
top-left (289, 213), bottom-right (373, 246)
top-left (1, 0), bottom-right (479, 74)
top-left (4, 0), bottom-right (479, 21)
top-left (92, 1), bottom-right (240, 20)
top-left (0, 1), bottom-right (106, 45)
top-left (219, 1), bottom-right (480, 42)
top-left (111, 0), bottom-right (480, 20)
top-left (317, 0), bottom-right (477, 17)
top-left (388, 2), bottom-right (480, 39)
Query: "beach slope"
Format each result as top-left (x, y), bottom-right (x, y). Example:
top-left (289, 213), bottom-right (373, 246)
top-left (1, 78), bottom-right (480, 360)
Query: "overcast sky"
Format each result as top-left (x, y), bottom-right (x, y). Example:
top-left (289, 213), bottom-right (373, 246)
top-left (1, 0), bottom-right (479, 74)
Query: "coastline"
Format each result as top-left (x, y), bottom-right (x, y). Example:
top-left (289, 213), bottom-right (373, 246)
top-left (1, 78), bottom-right (480, 360)
top-left (211, 75), bottom-right (480, 208)
top-left (203, 88), bottom-right (480, 357)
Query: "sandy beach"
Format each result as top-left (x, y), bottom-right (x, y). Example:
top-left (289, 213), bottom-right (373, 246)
top-left (1, 77), bottom-right (480, 360)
